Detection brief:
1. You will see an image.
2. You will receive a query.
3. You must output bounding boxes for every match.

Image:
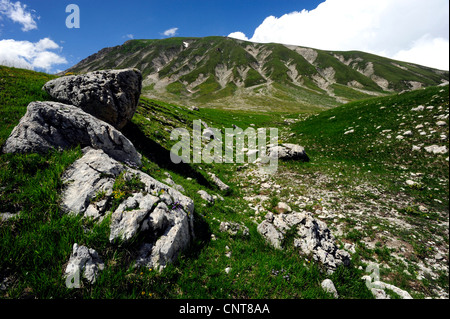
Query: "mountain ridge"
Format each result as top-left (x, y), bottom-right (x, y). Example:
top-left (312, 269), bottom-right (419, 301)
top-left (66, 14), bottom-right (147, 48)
top-left (65, 36), bottom-right (449, 112)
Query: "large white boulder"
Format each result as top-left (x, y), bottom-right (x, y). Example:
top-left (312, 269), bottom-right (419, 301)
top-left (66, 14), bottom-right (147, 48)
top-left (43, 69), bottom-right (142, 130)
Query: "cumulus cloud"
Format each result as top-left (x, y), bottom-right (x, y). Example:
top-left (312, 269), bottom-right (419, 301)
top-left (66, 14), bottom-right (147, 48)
top-left (0, 38), bottom-right (67, 72)
top-left (228, 0), bottom-right (449, 70)
top-left (393, 36), bottom-right (449, 71)
top-left (228, 31), bottom-right (249, 41)
top-left (163, 27), bottom-right (178, 37)
top-left (0, 0), bottom-right (38, 31)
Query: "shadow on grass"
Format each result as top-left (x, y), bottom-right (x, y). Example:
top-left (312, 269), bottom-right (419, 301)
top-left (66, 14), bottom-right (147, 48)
top-left (122, 122), bottom-right (211, 188)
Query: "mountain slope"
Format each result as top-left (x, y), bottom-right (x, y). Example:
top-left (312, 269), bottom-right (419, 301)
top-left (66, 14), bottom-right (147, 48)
top-left (65, 36), bottom-right (449, 112)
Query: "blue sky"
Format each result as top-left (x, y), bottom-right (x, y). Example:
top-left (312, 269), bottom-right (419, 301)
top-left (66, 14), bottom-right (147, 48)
top-left (1, 0), bottom-right (449, 73)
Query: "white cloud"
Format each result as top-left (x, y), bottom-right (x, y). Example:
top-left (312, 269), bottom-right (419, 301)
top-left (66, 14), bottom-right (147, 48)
top-left (393, 36), bottom-right (449, 71)
top-left (228, 31), bottom-right (249, 41)
top-left (124, 34), bottom-right (134, 39)
top-left (0, 38), bottom-right (67, 72)
top-left (163, 27), bottom-right (178, 37)
top-left (228, 0), bottom-right (449, 70)
top-left (0, 0), bottom-right (38, 31)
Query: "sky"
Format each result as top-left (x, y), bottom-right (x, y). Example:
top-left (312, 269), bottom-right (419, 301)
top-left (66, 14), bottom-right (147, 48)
top-left (0, 0), bottom-right (448, 74)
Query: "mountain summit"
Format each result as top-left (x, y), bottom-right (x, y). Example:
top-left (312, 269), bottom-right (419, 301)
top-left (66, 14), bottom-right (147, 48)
top-left (65, 36), bottom-right (449, 112)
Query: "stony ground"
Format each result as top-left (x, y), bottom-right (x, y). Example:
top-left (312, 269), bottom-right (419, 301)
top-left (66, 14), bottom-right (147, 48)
top-left (232, 145), bottom-right (449, 299)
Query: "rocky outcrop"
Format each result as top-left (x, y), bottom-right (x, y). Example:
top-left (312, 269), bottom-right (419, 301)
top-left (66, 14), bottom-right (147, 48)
top-left (2, 101), bottom-right (141, 167)
top-left (60, 148), bottom-right (195, 271)
top-left (4, 69), bottom-right (196, 276)
top-left (43, 69), bottom-right (142, 129)
top-left (257, 212), bottom-right (350, 273)
top-left (268, 143), bottom-right (309, 161)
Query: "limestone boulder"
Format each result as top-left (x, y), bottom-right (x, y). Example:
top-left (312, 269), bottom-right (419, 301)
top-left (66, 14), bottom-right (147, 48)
top-left (268, 143), bottom-right (309, 161)
top-left (43, 69), bottom-right (142, 129)
top-left (2, 101), bottom-right (141, 166)
top-left (64, 243), bottom-right (104, 284)
top-left (257, 212), bottom-right (350, 273)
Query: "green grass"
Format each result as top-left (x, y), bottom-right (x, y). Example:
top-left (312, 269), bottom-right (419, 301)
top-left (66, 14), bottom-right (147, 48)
top-left (244, 68), bottom-right (266, 88)
top-left (331, 83), bottom-right (376, 101)
top-left (289, 85), bottom-right (449, 210)
top-left (0, 66), bottom-right (56, 146)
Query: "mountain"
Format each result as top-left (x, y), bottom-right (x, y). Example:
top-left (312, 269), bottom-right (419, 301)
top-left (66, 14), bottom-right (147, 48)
top-left (65, 36), bottom-right (449, 112)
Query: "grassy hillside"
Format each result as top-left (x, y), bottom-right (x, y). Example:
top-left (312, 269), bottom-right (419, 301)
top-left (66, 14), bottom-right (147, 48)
top-left (0, 66), bottom-right (448, 299)
top-left (289, 85), bottom-right (449, 210)
top-left (0, 66), bottom-right (56, 146)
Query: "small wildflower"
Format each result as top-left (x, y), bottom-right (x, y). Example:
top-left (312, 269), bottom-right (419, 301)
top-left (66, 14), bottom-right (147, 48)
top-left (141, 291), bottom-right (145, 295)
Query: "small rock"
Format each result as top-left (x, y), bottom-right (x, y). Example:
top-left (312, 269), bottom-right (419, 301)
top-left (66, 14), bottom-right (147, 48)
top-left (267, 143), bottom-right (309, 161)
top-left (436, 121), bottom-right (447, 126)
top-left (405, 180), bottom-right (416, 186)
top-left (276, 202), bottom-right (292, 213)
top-left (418, 205), bottom-right (428, 213)
top-left (434, 252), bottom-right (444, 261)
top-left (219, 221), bottom-right (249, 237)
top-left (321, 279), bottom-right (339, 298)
top-left (403, 131), bottom-right (413, 136)
top-left (64, 243), bottom-right (104, 284)
top-left (208, 172), bottom-right (230, 191)
top-left (197, 190), bottom-right (215, 204)
top-left (411, 105), bottom-right (424, 112)
top-left (261, 182), bottom-right (271, 189)
top-left (344, 243), bottom-right (356, 254)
